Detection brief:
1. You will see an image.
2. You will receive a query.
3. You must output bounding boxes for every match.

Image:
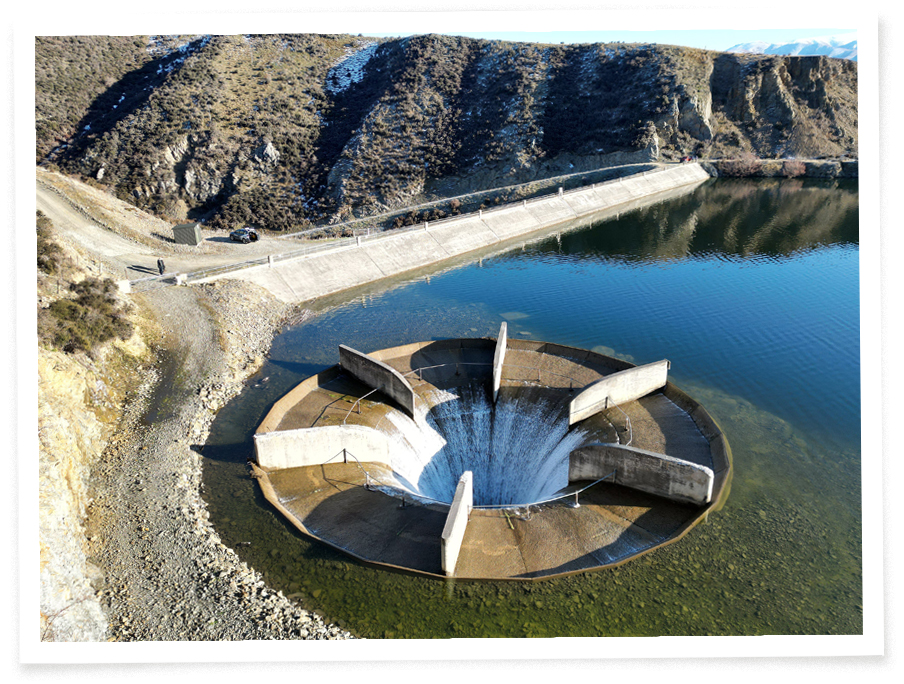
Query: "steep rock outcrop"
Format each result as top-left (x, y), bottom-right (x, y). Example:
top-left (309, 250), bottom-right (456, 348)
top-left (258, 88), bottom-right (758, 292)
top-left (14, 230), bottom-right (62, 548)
top-left (38, 336), bottom-right (148, 642)
top-left (707, 53), bottom-right (856, 158)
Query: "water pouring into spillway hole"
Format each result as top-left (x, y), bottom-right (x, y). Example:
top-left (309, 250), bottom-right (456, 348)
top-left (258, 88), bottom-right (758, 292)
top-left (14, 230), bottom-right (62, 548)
top-left (380, 382), bottom-right (588, 507)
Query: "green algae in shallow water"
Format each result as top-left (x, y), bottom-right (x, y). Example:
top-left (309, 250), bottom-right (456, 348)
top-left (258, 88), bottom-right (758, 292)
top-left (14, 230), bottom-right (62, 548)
top-left (201, 377), bottom-right (860, 638)
top-left (200, 178), bottom-right (860, 638)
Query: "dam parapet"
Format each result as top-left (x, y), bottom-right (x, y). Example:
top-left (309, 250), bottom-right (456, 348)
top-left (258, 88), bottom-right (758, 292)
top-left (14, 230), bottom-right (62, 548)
top-left (201, 164), bottom-right (711, 303)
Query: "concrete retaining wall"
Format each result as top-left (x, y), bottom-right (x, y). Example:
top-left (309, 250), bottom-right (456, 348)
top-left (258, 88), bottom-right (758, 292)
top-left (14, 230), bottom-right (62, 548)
top-left (441, 471), bottom-right (473, 576)
top-left (254, 424), bottom-right (394, 470)
top-left (225, 164), bottom-right (711, 303)
top-left (569, 359), bottom-right (670, 425)
top-left (428, 214), bottom-right (500, 253)
top-left (339, 345), bottom-right (417, 417)
top-left (566, 184), bottom-right (632, 216)
top-left (480, 203), bottom-right (543, 240)
top-left (362, 228), bottom-right (451, 274)
top-left (569, 443), bottom-right (714, 505)
top-left (525, 195), bottom-right (578, 226)
top-left (492, 322), bottom-right (507, 403)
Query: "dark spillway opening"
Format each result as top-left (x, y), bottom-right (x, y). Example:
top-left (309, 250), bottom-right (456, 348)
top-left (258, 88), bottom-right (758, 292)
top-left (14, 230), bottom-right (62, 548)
top-left (380, 383), bottom-right (592, 507)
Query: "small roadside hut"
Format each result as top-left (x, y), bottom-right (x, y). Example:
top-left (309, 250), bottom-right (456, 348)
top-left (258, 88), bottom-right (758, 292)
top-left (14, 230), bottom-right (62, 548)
top-left (172, 222), bottom-right (202, 246)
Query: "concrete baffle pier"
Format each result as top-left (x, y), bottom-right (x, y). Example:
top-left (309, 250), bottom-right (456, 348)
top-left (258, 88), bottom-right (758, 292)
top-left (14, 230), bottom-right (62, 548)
top-left (441, 471), bottom-right (474, 576)
top-left (569, 359), bottom-right (670, 425)
top-left (338, 344), bottom-right (417, 418)
top-left (570, 443), bottom-right (714, 506)
top-left (492, 322), bottom-right (507, 403)
top-left (254, 424), bottom-right (394, 471)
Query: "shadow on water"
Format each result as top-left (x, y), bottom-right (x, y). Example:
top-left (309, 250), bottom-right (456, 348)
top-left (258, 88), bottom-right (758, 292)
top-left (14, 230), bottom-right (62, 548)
top-left (200, 357), bottom-right (328, 464)
top-left (258, 358), bottom-right (324, 378)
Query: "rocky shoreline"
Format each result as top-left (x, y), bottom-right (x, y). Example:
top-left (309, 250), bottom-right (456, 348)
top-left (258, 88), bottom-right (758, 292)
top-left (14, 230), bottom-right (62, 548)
top-left (703, 157), bottom-right (858, 179)
top-left (83, 279), bottom-right (355, 641)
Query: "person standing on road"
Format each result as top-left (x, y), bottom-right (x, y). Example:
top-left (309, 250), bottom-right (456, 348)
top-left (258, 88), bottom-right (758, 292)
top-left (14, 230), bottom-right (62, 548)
top-left (157, 258), bottom-right (165, 275)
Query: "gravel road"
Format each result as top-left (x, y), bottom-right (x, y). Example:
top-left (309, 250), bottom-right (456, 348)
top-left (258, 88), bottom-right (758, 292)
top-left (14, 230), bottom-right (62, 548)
top-left (36, 169), bottom-right (307, 281)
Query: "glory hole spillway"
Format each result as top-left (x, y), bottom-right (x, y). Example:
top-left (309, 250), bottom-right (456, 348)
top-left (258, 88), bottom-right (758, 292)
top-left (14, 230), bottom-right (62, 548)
top-left (250, 323), bottom-right (731, 580)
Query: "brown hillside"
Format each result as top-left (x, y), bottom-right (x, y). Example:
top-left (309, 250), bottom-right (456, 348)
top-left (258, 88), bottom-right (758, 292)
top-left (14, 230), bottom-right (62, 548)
top-left (36, 34), bottom-right (858, 231)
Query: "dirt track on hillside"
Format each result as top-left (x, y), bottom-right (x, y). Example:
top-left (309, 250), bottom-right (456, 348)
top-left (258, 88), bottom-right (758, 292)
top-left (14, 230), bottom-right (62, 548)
top-left (36, 168), bottom-right (307, 281)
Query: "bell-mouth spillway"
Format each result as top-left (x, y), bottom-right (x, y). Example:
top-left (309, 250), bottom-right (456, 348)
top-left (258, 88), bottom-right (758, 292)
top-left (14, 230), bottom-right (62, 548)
top-left (250, 332), bottom-right (732, 581)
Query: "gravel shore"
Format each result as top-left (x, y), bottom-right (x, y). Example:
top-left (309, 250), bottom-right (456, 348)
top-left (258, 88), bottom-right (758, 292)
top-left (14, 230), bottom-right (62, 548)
top-left (85, 279), bottom-right (354, 641)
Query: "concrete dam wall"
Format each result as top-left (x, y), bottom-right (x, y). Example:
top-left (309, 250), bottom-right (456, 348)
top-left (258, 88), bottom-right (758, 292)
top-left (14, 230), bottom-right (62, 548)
top-left (224, 164), bottom-right (711, 304)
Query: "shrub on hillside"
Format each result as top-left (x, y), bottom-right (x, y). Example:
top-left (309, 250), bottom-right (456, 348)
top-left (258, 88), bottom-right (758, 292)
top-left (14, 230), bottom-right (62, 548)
top-left (38, 277), bottom-right (132, 355)
top-left (720, 152), bottom-right (763, 177)
top-left (782, 160), bottom-right (807, 177)
top-left (36, 211), bottom-right (64, 275)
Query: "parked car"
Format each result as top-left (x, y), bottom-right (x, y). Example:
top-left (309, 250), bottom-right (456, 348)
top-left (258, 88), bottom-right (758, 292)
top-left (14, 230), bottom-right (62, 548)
top-left (230, 227), bottom-right (259, 244)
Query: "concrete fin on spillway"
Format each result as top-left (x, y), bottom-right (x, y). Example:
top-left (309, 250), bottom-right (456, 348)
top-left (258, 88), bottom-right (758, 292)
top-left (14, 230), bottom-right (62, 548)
top-left (569, 359), bottom-right (670, 425)
top-left (492, 321), bottom-right (507, 403)
top-left (569, 442), bottom-right (714, 506)
top-left (338, 344), bottom-right (417, 418)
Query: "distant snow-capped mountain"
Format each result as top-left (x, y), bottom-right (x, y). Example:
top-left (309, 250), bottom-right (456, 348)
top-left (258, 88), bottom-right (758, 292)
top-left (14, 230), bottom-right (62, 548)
top-left (726, 33), bottom-right (857, 61)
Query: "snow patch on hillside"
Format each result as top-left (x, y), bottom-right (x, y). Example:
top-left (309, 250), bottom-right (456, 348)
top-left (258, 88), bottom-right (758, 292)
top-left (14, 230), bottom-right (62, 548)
top-left (147, 35), bottom-right (212, 74)
top-left (325, 42), bottom-right (378, 94)
top-left (577, 48), bottom-right (599, 96)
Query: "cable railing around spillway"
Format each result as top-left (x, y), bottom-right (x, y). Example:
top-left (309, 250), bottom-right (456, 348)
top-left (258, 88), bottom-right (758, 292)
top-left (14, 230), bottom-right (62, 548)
top-left (321, 446), bottom-right (381, 492)
top-left (605, 396), bottom-right (633, 447)
top-left (471, 471), bottom-right (618, 513)
top-left (324, 446), bottom-right (619, 515)
top-left (342, 387), bottom-right (381, 425)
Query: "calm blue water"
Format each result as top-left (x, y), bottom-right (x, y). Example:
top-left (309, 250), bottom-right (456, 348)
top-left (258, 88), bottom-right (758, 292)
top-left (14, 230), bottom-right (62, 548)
top-left (202, 177), bottom-right (861, 637)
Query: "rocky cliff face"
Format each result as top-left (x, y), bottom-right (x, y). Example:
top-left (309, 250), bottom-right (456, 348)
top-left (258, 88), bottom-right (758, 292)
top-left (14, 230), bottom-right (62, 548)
top-left (706, 53), bottom-right (857, 159)
top-left (35, 220), bottom-right (151, 641)
top-left (37, 34), bottom-right (857, 231)
top-left (38, 329), bottom-right (149, 641)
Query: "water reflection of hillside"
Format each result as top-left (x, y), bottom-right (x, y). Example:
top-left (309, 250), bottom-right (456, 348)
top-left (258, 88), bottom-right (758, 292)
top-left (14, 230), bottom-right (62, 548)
top-left (544, 179), bottom-right (859, 262)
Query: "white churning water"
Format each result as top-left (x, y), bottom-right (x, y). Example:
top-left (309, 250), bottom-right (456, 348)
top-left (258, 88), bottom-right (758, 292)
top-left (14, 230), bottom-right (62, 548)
top-left (381, 384), bottom-right (587, 507)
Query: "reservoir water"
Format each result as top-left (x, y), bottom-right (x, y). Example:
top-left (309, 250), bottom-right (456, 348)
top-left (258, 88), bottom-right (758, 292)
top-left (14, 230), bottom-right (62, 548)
top-left (200, 177), bottom-right (861, 638)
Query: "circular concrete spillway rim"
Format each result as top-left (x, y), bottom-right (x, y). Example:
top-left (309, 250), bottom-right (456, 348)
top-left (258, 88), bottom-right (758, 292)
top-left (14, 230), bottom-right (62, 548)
top-left (258, 338), bottom-right (736, 508)
top-left (251, 338), bottom-right (733, 580)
